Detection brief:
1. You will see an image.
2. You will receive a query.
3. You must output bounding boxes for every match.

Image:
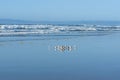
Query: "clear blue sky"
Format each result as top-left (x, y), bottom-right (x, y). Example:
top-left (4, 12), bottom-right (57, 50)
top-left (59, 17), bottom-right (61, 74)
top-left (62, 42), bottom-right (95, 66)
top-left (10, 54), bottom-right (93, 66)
top-left (0, 0), bottom-right (120, 21)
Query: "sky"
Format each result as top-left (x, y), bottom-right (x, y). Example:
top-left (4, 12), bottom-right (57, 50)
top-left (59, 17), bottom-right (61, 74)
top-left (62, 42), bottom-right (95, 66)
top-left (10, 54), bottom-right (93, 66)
top-left (0, 0), bottom-right (120, 21)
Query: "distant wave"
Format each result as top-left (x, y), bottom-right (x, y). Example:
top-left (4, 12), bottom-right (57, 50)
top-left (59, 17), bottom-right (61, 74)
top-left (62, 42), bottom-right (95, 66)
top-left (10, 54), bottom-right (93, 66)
top-left (0, 24), bottom-right (120, 36)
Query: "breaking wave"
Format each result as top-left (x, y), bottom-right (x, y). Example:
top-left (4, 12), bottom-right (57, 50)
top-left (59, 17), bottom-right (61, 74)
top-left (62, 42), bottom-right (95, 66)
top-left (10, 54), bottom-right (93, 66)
top-left (0, 24), bottom-right (120, 36)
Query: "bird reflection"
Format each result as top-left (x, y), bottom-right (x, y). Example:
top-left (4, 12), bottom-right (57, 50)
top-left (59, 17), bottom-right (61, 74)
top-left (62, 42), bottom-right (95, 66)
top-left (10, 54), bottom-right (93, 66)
top-left (54, 45), bottom-right (75, 52)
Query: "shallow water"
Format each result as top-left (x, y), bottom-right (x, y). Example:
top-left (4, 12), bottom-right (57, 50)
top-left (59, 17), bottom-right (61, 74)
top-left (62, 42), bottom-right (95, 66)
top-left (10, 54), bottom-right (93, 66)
top-left (0, 31), bottom-right (120, 80)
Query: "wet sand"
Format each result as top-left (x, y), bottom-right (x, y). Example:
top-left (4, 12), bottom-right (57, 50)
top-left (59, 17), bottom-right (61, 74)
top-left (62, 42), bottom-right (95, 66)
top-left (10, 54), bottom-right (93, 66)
top-left (0, 33), bottom-right (120, 80)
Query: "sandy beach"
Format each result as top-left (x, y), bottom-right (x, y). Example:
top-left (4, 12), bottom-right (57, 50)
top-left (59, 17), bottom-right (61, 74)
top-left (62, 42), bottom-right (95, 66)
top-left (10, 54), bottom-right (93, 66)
top-left (0, 31), bottom-right (120, 80)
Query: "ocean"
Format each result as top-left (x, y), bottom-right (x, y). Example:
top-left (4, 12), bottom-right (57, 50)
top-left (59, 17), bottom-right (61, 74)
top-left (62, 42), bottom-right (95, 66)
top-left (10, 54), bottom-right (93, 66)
top-left (0, 22), bottom-right (120, 80)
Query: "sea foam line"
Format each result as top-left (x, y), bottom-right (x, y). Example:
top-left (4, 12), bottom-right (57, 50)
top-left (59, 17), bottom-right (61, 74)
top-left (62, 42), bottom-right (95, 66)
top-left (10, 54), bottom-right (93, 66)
top-left (0, 24), bottom-right (120, 36)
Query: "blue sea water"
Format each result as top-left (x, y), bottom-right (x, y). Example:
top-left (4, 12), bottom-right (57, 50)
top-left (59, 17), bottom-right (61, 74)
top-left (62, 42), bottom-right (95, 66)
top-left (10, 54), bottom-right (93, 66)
top-left (0, 22), bottom-right (120, 80)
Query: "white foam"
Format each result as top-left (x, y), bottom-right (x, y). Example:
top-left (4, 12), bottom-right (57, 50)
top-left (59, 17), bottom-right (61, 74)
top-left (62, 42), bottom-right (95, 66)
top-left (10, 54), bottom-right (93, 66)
top-left (0, 24), bottom-right (120, 36)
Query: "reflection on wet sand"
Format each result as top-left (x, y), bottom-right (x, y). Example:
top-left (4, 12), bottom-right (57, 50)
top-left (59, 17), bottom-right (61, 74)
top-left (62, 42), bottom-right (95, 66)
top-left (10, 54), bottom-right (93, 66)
top-left (0, 43), bottom-right (5, 46)
top-left (54, 45), bottom-right (76, 52)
